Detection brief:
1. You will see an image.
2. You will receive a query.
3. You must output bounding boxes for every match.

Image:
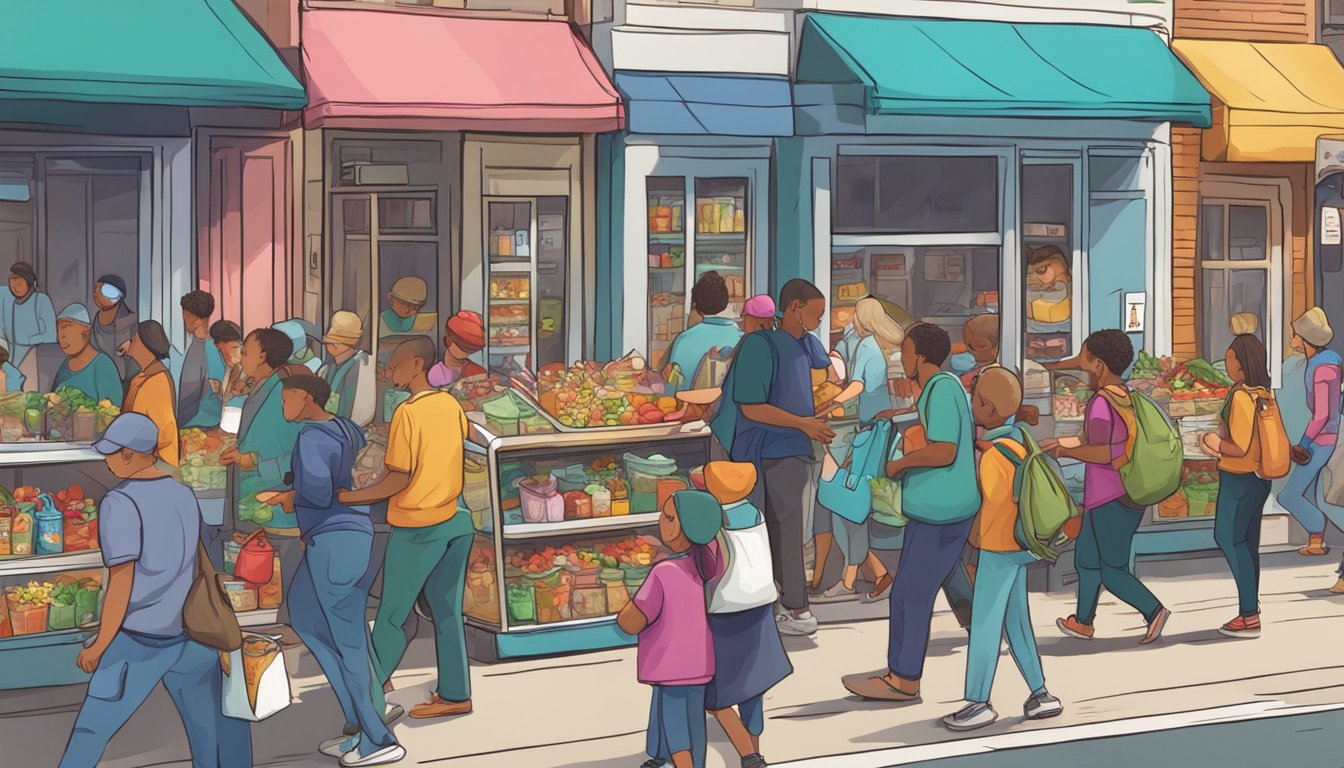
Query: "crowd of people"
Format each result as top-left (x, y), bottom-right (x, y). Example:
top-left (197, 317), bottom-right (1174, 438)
top-left (7, 257), bottom-right (1337, 768)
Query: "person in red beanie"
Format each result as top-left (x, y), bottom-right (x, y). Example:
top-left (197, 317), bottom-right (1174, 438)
top-left (428, 311), bottom-right (487, 389)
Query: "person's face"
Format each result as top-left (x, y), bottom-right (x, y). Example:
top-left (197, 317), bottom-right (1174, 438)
top-left (970, 386), bottom-right (995, 429)
top-left (241, 337), bottom-right (265, 378)
top-left (57, 319), bottom-right (90, 356)
top-left (324, 341), bottom-right (351, 359)
top-left (93, 283), bottom-right (116, 311)
top-left (788, 298), bottom-right (825, 333)
top-left (445, 336), bottom-right (470, 360)
top-left (387, 347), bottom-right (424, 390)
top-left (658, 499), bottom-right (689, 553)
top-left (280, 388), bottom-right (310, 422)
top-left (1079, 345), bottom-right (1106, 384)
top-left (1225, 347), bottom-right (1244, 383)
top-left (389, 296), bottom-right (421, 320)
top-left (964, 329), bottom-right (998, 365)
top-left (218, 341), bottom-right (242, 367)
top-left (182, 309), bottom-right (207, 334)
top-left (900, 336), bottom-right (920, 379)
top-left (1290, 333), bottom-right (1305, 354)
top-left (125, 332), bottom-right (150, 363)
top-left (8, 275), bottom-right (29, 300)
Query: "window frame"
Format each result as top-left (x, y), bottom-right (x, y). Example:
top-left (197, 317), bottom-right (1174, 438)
top-left (1196, 178), bottom-right (1288, 387)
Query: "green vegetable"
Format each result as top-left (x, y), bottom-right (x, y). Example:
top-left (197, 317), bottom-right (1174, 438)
top-left (1184, 358), bottom-right (1232, 387)
top-left (49, 581), bottom-right (79, 607)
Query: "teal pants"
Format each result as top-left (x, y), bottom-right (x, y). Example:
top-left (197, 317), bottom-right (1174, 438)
top-left (965, 550), bottom-right (1045, 703)
top-left (371, 513), bottom-right (474, 702)
top-left (1074, 501), bottom-right (1162, 625)
top-left (1214, 470), bottom-right (1271, 618)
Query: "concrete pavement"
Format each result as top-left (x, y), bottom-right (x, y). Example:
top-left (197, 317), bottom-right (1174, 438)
top-left (2, 552), bottom-right (1341, 767)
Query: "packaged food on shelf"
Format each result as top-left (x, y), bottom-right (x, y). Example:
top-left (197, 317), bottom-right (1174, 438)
top-left (35, 503), bottom-right (62, 555)
top-left (0, 592), bottom-right (9, 637)
top-left (1181, 461), bottom-right (1220, 517)
top-left (535, 355), bottom-right (682, 428)
top-left (6, 581), bottom-right (52, 635)
top-left (624, 453), bottom-right (679, 514)
top-left (10, 502), bottom-right (33, 556)
top-left (563, 491), bottom-right (593, 521)
top-left (526, 568), bottom-right (572, 624)
top-left (180, 428), bottom-right (234, 492)
top-left (601, 568), bottom-right (629, 614)
top-left (47, 578), bottom-right (82, 631)
top-left (489, 277), bottom-right (530, 300)
top-left (224, 580), bottom-right (259, 613)
top-left (258, 558), bottom-right (283, 610)
top-left (465, 543), bottom-right (499, 623)
top-left (517, 475), bottom-right (563, 524)
top-left (1052, 373), bottom-right (1091, 421)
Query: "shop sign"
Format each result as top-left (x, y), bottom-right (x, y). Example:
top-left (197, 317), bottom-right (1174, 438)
top-left (1322, 207), bottom-right (1342, 246)
top-left (1124, 292), bottom-right (1146, 333)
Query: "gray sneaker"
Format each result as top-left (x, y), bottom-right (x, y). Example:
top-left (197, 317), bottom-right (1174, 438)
top-left (776, 610), bottom-right (819, 637)
top-left (1023, 691), bottom-right (1063, 720)
top-left (943, 702), bottom-right (998, 732)
top-left (742, 754), bottom-right (768, 768)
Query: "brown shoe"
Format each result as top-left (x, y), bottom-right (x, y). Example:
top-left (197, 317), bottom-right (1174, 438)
top-left (1141, 607), bottom-right (1170, 645)
top-left (1299, 533), bottom-right (1330, 556)
top-left (409, 693), bottom-right (473, 719)
top-left (841, 672), bottom-right (920, 702)
top-left (1056, 615), bottom-right (1094, 639)
top-left (1330, 578), bottom-right (1344, 595)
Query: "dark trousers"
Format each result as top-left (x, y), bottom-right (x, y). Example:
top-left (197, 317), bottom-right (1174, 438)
top-left (887, 517), bottom-right (974, 680)
top-left (1075, 500), bottom-right (1162, 624)
top-left (1215, 471), bottom-right (1271, 617)
top-left (749, 456), bottom-right (815, 611)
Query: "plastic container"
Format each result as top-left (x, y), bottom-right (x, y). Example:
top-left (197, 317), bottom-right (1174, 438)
top-left (223, 580), bottom-right (258, 612)
top-left (571, 582), bottom-right (606, 618)
top-left (588, 486), bottom-right (612, 517)
top-left (223, 540), bottom-right (242, 575)
top-left (483, 394), bottom-right (522, 437)
top-left (517, 475), bottom-right (563, 524)
top-left (465, 563), bottom-right (500, 623)
top-left (10, 504), bottom-right (33, 556)
top-left (600, 568), bottom-right (629, 614)
top-left (506, 568), bottom-right (535, 624)
top-left (554, 465), bottom-right (589, 493)
top-left (35, 503), bottom-right (63, 556)
top-left (624, 453), bottom-right (679, 513)
top-left (0, 505), bottom-right (12, 556)
top-left (463, 457), bottom-right (491, 512)
top-left (563, 491), bottom-right (593, 521)
top-left (6, 594), bottom-right (47, 635)
top-left (527, 568), bottom-right (573, 624)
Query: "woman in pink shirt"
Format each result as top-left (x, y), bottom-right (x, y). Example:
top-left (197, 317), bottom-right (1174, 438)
top-left (618, 491), bottom-right (723, 768)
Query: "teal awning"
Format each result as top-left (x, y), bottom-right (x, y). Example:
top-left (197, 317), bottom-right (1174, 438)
top-left (797, 14), bottom-right (1211, 127)
top-left (0, 0), bottom-right (305, 109)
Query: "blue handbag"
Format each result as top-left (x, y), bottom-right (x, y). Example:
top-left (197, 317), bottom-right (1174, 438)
top-left (818, 419), bottom-right (893, 524)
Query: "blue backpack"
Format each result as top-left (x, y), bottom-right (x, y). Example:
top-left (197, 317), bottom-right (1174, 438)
top-left (818, 419), bottom-right (894, 524)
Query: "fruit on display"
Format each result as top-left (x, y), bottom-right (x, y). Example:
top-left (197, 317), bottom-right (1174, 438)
top-left (180, 428), bottom-right (234, 492)
top-left (508, 537), bottom-right (663, 575)
top-left (448, 375), bottom-right (506, 412)
top-left (537, 355), bottom-right (680, 428)
top-left (11, 581), bottom-right (52, 606)
top-left (608, 536), bottom-right (657, 568)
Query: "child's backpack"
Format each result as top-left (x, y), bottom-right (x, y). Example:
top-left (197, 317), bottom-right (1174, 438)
top-left (992, 427), bottom-right (1080, 562)
top-left (1097, 386), bottom-right (1182, 508)
top-left (1249, 390), bottom-right (1291, 480)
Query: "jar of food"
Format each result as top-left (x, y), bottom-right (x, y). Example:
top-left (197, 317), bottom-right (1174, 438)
top-left (563, 491), bottom-right (593, 521)
top-left (505, 568), bottom-right (535, 624)
top-left (571, 581), bottom-right (606, 619)
top-left (35, 504), bottom-right (63, 556)
top-left (588, 486), bottom-right (612, 517)
top-left (600, 568), bottom-right (629, 614)
top-left (527, 568), bottom-right (572, 624)
top-left (465, 563), bottom-right (499, 623)
top-left (10, 504), bottom-right (33, 556)
top-left (0, 505), bottom-right (12, 556)
top-left (257, 557), bottom-right (283, 609)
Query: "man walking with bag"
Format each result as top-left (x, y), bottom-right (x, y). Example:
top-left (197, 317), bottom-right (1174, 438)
top-left (60, 413), bottom-right (251, 768)
top-left (340, 336), bottom-right (475, 720)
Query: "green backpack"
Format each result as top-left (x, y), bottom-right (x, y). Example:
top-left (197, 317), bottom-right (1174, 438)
top-left (992, 428), bottom-right (1080, 562)
top-left (1098, 387), bottom-right (1183, 508)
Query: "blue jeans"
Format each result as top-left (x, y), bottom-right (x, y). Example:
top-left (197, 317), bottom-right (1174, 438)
top-left (1075, 501), bottom-right (1162, 624)
top-left (738, 694), bottom-right (764, 736)
top-left (59, 631), bottom-right (252, 768)
top-left (647, 684), bottom-right (707, 768)
top-left (1278, 442), bottom-right (1344, 535)
top-left (1215, 471), bottom-right (1272, 617)
top-left (887, 517), bottom-right (974, 680)
top-left (965, 551), bottom-right (1045, 703)
top-left (289, 530), bottom-right (396, 754)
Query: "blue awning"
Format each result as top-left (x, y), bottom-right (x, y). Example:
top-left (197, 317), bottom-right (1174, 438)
top-left (796, 14), bottom-right (1210, 127)
top-left (615, 72), bottom-right (793, 137)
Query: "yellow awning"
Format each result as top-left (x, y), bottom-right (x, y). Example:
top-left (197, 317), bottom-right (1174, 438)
top-left (1172, 40), bottom-right (1344, 162)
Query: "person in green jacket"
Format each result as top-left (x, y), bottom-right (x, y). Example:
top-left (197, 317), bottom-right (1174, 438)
top-left (221, 327), bottom-right (305, 623)
top-left (52, 304), bottom-right (123, 405)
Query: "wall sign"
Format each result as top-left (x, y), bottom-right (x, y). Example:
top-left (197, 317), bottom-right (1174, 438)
top-left (1123, 292), bottom-right (1146, 333)
top-left (1322, 207), bottom-right (1342, 246)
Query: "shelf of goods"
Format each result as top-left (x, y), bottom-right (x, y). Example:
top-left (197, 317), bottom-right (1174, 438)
top-left (0, 444), bottom-right (111, 690)
top-left (447, 359), bottom-right (711, 662)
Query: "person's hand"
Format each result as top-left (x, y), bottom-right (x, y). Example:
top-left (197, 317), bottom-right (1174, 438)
top-left (1016, 405), bottom-right (1041, 426)
top-left (1291, 445), bottom-right (1312, 465)
top-left (77, 642), bottom-right (106, 674)
top-left (376, 365), bottom-right (391, 384)
top-left (257, 490), bottom-right (295, 513)
top-left (886, 459), bottom-right (906, 480)
top-left (890, 379), bottom-right (920, 399)
top-left (336, 488), bottom-right (353, 504)
top-left (115, 341), bottom-right (130, 358)
top-left (220, 447), bottom-right (240, 466)
top-left (815, 400), bottom-right (836, 418)
top-left (1199, 432), bottom-right (1221, 458)
top-left (1038, 438), bottom-right (1060, 452)
top-left (800, 417), bottom-right (836, 445)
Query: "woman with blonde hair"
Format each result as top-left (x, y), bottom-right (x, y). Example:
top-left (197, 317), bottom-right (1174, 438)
top-left (811, 297), bottom-right (900, 601)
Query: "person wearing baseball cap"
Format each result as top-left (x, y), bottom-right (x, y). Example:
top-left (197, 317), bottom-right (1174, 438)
top-left (92, 273), bottom-right (138, 385)
top-left (380, 276), bottom-right (429, 338)
top-left (741, 294), bottom-right (776, 335)
top-left (428, 310), bottom-right (487, 389)
top-left (319, 311), bottom-right (377, 427)
top-left (61, 411), bottom-right (253, 768)
top-left (53, 303), bottom-right (122, 405)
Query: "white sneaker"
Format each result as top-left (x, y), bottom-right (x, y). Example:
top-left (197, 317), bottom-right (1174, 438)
top-left (776, 610), bottom-right (819, 637)
top-left (1023, 691), bottom-right (1063, 720)
top-left (340, 743), bottom-right (406, 767)
top-left (320, 735), bottom-right (359, 758)
top-left (943, 702), bottom-right (998, 732)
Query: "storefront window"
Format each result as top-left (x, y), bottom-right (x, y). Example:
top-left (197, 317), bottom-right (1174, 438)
top-left (1022, 163), bottom-right (1076, 367)
top-left (485, 196), bottom-right (570, 372)
top-left (694, 178), bottom-right (748, 317)
top-left (829, 246), bottom-right (1000, 349)
top-left (835, 155), bottom-right (997, 234)
top-left (1200, 203), bottom-right (1269, 358)
top-left (647, 176), bottom-right (685, 370)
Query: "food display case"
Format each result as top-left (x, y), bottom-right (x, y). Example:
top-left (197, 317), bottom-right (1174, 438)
top-left (484, 196), bottom-right (571, 372)
top-left (0, 444), bottom-right (114, 690)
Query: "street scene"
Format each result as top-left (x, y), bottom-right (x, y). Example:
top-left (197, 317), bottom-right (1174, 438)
top-left (2, 0), bottom-right (1344, 767)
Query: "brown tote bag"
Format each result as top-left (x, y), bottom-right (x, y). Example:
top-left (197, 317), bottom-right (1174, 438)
top-left (184, 540), bottom-right (243, 652)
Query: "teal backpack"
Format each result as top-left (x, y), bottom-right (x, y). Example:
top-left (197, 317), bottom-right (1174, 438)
top-left (992, 427), bottom-right (1081, 562)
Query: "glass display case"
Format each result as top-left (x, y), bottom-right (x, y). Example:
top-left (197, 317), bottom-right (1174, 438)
top-left (0, 445), bottom-right (114, 690)
top-left (459, 411), bottom-right (711, 662)
top-left (1022, 161), bottom-right (1078, 379)
top-left (485, 196), bottom-right (571, 372)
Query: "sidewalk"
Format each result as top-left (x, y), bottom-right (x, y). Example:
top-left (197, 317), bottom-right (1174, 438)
top-left (2, 553), bottom-right (1341, 767)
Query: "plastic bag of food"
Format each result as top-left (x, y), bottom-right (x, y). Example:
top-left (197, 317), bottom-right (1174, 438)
top-left (221, 633), bottom-right (290, 721)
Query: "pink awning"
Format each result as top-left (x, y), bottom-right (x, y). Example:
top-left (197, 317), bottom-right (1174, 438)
top-left (301, 9), bottom-right (624, 133)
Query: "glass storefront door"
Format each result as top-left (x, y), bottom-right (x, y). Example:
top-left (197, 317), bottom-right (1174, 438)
top-left (483, 195), bottom-right (570, 373)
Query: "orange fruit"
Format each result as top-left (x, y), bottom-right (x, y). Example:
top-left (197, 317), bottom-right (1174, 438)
top-left (657, 397), bottom-right (678, 413)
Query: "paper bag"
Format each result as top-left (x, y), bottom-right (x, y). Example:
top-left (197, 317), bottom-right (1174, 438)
top-left (221, 633), bottom-right (290, 721)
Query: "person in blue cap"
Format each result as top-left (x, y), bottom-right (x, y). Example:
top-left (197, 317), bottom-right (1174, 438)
top-left (618, 489), bottom-right (724, 768)
top-left (274, 318), bottom-right (323, 374)
top-left (92, 274), bottom-right (138, 385)
top-left (53, 304), bottom-right (123, 405)
top-left (58, 413), bottom-right (251, 768)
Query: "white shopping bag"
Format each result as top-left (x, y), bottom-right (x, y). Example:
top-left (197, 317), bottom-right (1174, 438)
top-left (221, 633), bottom-right (291, 721)
top-left (708, 508), bottom-right (778, 614)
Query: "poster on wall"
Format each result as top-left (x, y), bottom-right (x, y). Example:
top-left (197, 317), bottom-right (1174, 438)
top-left (1322, 207), bottom-right (1342, 246)
top-left (1124, 292), bottom-right (1146, 333)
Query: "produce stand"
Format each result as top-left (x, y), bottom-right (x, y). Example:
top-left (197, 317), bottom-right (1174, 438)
top-left (0, 443), bottom-right (114, 691)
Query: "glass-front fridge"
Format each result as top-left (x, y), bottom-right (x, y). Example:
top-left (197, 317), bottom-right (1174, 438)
top-left (485, 196), bottom-right (570, 374)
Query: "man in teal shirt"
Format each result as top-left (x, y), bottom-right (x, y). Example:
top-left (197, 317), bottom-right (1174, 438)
top-left (663, 272), bottom-right (742, 394)
top-left (52, 304), bottom-right (122, 404)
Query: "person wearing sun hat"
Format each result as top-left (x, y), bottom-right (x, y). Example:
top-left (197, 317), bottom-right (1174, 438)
top-left (319, 311), bottom-right (377, 427)
top-left (53, 303), bottom-right (122, 405)
top-left (1280, 307), bottom-right (1344, 564)
top-left (702, 462), bottom-right (791, 768)
top-left (428, 310), bottom-right (487, 389)
top-left (618, 489), bottom-right (724, 768)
